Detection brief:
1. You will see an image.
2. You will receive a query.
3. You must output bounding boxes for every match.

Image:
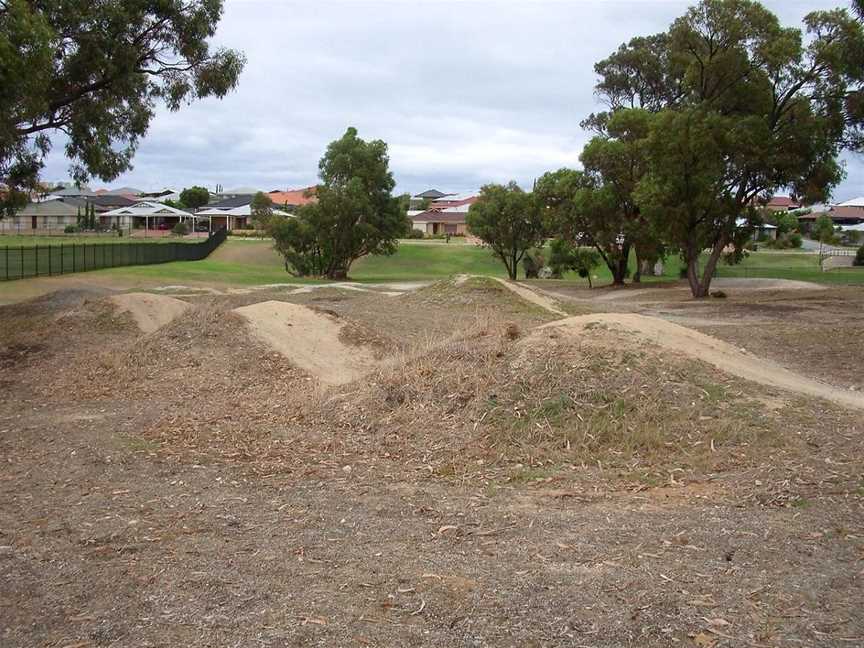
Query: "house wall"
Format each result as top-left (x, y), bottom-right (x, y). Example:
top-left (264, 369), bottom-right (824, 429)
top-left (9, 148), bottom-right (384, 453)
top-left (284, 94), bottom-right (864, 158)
top-left (427, 222), bottom-right (467, 235)
top-left (0, 214), bottom-right (77, 231)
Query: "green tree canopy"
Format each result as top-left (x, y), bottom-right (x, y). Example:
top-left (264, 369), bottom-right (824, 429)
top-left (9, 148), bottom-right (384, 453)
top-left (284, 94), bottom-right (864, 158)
top-left (251, 191), bottom-right (274, 228)
top-left (543, 109), bottom-right (658, 285)
top-left (0, 0), bottom-right (244, 212)
top-left (466, 182), bottom-right (545, 280)
top-left (590, 0), bottom-right (864, 297)
top-left (270, 127), bottom-right (407, 279)
top-left (179, 186), bottom-right (211, 210)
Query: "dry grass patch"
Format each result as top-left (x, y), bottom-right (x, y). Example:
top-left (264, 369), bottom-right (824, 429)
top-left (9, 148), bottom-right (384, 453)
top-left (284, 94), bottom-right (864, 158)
top-left (311, 316), bottom-right (796, 486)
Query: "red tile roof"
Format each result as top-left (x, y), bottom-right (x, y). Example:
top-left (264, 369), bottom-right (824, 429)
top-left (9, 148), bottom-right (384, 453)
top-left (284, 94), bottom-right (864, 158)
top-left (268, 186), bottom-right (317, 207)
top-left (766, 196), bottom-right (797, 207)
top-left (429, 196), bottom-right (478, 210)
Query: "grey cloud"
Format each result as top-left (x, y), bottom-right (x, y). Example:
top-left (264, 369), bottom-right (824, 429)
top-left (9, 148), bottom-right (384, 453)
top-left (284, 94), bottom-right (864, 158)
top-left (41, 0), bottom-right (863, 200)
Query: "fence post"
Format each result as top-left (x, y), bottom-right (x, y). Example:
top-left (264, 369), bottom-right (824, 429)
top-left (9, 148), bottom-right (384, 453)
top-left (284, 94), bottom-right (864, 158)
top-left (48, 244), bottom-right (52, 276)
top-left (60, 244), bottom-right (63, 275)
top-left (21, 245), bottom-right (24, 278)
top-left (4, 246), bottom-right (7, 281)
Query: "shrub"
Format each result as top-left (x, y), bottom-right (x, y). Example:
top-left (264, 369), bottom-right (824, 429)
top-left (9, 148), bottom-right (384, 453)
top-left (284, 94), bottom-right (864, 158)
top-left (229, 229), bottom-right (267, 238)
top-left (855, 244), bottom-right (864, 267)
top-left (788, 232), bottom-right (803, 248)
top-left (171, 222), bottom-right (189, 236)
top-left (64, 224), bottom-right (79, 234)
top-left (405, 229), bottom-right (424, 239)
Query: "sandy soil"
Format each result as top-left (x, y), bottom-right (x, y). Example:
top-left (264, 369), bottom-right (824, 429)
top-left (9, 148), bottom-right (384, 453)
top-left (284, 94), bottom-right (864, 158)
top-left (234, 300), bottom-right (379, 385)
top-left (1, 282), bottom-right (863, 647)
top-left (491, 277), bottom-right (568, 316)
top-left (109, 292), bottom-right (191, 333)
top-left (584, 278), bottom-right (826, 304)
top-left (538, 313), bottom-right (864, 411)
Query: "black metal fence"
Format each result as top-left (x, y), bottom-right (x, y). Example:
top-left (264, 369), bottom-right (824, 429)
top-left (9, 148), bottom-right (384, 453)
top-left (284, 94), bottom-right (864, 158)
top-left (0, 227), bottom-right (227, 281)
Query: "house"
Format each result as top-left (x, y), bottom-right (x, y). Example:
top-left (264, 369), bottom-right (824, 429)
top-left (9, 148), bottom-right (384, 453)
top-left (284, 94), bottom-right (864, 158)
top-left (414, 189), bottom-right (452, 200)
top-left (206, 195), bottom-right (253, 209)
top-left (737, 218), bottom-right (777, 240)
top-left (195, 195), bottom-right (258, 229)
top-left (267, 186), bottom-right (317, 211)
top-left (195, 204), bottom-right (253, 230)
top-left (411, 206), bottom-right (470, 236)
top-left (410, 189), bottom-right (455, 209)
top-left (799, 204), bottom-right (864, 226)
top-left (835, 196), bottom-right (864, 209)
top-left (101, 201), bottom-right (195, 231)
top-left (48, 186), bottom-right (97, 198)
top-left (408, 192), bottom-right (479, 236)
top-left (0, 199), bottom-right (81, 232)
top-left (65, 194), bottom-right (138, 215)
top-left (214, 186), bottom-right (260, 200)
top-left (140, 188), bottom-right (182, 202)
top-left (428, 193), bottom-right (478, 210)
top-left (761, 196), bottom-right (800, 212)
top-left (98, 186), bottom-right (144, 198)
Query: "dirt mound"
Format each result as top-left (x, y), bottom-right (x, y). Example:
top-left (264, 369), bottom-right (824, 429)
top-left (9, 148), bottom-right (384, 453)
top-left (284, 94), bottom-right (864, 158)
top-left (109, 292), bottom-right (190, 333)
top-left (536, 313), bottom-right (864, 410)
top-left (233, 300), bottom-right (378, 385)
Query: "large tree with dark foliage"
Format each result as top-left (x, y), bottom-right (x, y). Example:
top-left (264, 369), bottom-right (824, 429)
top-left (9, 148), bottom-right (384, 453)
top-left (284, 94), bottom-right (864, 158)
top-left (0, 0), bottom-right (244, 212)
top-left (588, 0), bottom-right (864, 297)
top-left (270, 127), bottom-right (407, 280)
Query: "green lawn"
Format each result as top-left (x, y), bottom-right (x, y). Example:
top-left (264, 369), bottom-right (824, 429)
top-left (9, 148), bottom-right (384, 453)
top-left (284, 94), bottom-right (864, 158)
top-left (21, 238), bottom-right (864, 287)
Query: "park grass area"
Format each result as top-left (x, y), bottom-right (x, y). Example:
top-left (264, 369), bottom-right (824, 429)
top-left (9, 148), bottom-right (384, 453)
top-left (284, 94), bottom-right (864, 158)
top-left (89, 238), bottom-right (509, 285)
top-left (25, 237), bottom-right (864, 287)
top-left (0, 234), bottom-right (200, 247)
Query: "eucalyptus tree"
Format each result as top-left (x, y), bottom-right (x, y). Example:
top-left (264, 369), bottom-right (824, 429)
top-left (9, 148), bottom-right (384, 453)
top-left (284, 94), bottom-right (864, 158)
top-left (590, 0), bottom-right (864, 297)
top-left (0, 0), bottom-right (245, 213)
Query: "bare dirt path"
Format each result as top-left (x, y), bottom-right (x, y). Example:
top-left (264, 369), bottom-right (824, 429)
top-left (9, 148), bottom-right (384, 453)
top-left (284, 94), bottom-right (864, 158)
top-left (109, 292), bottom-right (190, 333)
top-left (586, 278), bottom-right (826, 303)
top-left (538, 313), bottom-right (864, 410)
top-left (490, 277), bottom-right (568, 316)
top-left (233, 300), bottom-right (378, 385)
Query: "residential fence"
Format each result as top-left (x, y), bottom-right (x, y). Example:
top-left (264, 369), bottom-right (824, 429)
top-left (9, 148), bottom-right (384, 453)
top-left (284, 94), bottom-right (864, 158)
top-left (0, 227), bottom-right (227, 281)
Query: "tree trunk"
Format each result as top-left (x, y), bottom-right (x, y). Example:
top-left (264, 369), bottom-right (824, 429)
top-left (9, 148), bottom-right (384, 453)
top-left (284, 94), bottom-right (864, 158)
top-left (610, 243), bottom-right (630, 285)
top-left (685, 238), bottom-right (726, 298)
top-left (685, 242), bottom-right (705, 298)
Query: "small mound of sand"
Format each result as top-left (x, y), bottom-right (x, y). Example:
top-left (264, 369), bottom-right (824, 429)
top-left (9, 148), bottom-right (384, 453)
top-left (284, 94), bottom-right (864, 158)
top-left (233, 300), bottom-right (377, 386)
top-left (110, 292), bottom-right (190, 333)
top-left (535, 313), bottom-right (864, 411)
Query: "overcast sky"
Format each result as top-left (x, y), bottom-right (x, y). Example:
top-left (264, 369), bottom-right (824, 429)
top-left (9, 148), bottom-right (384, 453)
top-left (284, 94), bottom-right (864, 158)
top-left (42, 0), bottom-right (864, 200)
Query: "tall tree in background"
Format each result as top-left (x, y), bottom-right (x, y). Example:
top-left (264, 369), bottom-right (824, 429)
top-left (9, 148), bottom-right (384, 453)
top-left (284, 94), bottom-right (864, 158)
top-left (250, 191), bottom-right (273, 228)
top-left (466, 182), bottom-right (545, 280)
top-left (590, 0), bottom-right (864, 297)
top-left (544, 169), bottom-right (636, 284)
top-left (579, 109), bottom-right (659, 284)
top-left (270, 127), bottom-right (407, 279)
top-left (180, 186), bottom-right (210, 210)
top-left (839, 0), bottom-right (864, 151)
top-left (0, 0), bottom-right (245, 214)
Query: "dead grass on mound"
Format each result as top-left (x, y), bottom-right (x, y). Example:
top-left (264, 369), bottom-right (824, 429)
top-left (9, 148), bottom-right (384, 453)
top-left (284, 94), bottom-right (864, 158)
top-left (314, 317), bottom-right (793, 485)
top-left (403, 276), bottom-right (553, 318)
